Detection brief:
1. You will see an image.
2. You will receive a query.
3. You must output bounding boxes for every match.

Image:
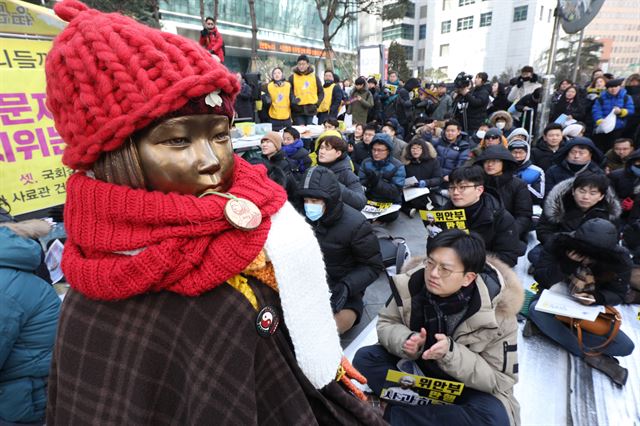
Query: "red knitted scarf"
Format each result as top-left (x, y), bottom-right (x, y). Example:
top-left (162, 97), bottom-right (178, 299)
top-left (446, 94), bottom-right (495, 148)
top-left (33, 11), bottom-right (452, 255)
top-left (61, 157), bottom-right (287, 301)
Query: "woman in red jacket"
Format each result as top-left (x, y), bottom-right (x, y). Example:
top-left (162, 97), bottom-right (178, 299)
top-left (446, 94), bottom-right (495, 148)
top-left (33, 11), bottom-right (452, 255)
top-left (199, 16), bottom-right (225, 62)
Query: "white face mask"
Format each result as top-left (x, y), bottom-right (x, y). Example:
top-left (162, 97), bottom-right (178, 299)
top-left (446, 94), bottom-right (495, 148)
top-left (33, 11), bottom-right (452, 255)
top-left (476, 130), bottom-right (486, 139)
top-left (496, 121), bottom-right (506, 130)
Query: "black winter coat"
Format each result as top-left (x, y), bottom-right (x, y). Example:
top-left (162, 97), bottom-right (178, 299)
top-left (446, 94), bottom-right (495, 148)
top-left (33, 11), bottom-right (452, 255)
top-left (550, 97), bottom-right (587, 123)
top-left (352, 142), bottom-right (371, 170)
top-left (454, 83), bottom-right (491, 132)
top-left (395, 87), bottom-right (414, 130)
top-left (610, 149), bottom-right (640, 200)
top-left (484, 174), bottom-right (532, 239)
top-left (442, 192), bottom-right (526, 266)
top-left (404, 158), bottom-right (443, 189)
top-left (545, 160), bottom-right (604, 197)
top-left (534, 230), bottom-right (630, 306)
top-left (321, 154), bottom-right (366, 211)
top-left (234, 82), bottom-right (255, 120)
top-left (531, 138), bottom-right (564, 172)
top-left (298, 167), bottom-right (384, 298)
top-left (535, 177), bottom-right (621, 245)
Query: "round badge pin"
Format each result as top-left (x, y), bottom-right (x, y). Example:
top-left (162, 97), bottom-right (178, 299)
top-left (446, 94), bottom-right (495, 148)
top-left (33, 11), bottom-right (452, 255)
top-left (256, 306), bottom-right (280, 338)
top-left (223, 197), bottom-right (262, 231)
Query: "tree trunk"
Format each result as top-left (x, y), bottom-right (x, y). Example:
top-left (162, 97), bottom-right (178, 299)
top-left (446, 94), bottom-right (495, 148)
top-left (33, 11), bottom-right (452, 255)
top-left (248, 0), bottom-right (258, 73)
top-left (199, 0), bottom-right (204, 24)
top-left (213, 0), bottom-right (219, 24)
top-left (322, 23), bottom-right (334, 71)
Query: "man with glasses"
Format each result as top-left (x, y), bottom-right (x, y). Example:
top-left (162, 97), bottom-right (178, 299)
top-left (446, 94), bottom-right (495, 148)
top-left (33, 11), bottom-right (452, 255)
top-left (434, 166), bottom-right (525, 267)
top-left (353, 230), bottom-right (523, 425)
top-left (358, 133), bottom-right (406, 223)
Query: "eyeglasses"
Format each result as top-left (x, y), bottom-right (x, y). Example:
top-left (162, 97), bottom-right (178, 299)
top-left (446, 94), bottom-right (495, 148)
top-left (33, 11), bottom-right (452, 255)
top-left (449, 184), bottom-right (479, 193)
top-left (425, 258), bottom-right (465, 278)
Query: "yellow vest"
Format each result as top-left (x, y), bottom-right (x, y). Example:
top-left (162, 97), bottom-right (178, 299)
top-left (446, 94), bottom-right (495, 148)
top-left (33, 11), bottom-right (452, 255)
top-left (317, 83), bottom-right (334, 113)
top-left (293, 73), bottom-right (318, 105)
top-left (267, 81), bottom-right (291, 120)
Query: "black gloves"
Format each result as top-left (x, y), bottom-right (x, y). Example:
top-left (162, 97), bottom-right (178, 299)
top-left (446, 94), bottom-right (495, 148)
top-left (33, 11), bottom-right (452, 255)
top-left (200, 29), bottom-right (209, 37)
top-left (330, 283), bottom-right (349, 313)
top-left (365, 169), bottom-right (380, 187)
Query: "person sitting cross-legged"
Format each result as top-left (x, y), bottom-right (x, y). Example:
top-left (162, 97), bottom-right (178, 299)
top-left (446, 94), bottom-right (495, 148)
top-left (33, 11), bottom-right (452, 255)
top-left (353, 230), bottom-right (523, 426)
top-left (528, 219), bottom-right (634, 386)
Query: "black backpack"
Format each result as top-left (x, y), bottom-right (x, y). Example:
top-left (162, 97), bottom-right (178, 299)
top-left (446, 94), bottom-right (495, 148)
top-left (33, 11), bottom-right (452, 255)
top-left (371, 225), bottom-right (410, 275)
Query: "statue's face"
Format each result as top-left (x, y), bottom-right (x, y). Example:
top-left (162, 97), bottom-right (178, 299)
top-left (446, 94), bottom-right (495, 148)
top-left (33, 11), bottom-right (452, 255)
top-left (136, 114), bottom-right (234, 196)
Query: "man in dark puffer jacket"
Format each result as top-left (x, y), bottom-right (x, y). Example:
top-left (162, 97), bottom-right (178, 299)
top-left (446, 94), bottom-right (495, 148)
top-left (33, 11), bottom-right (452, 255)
top-left (298, 166), bottom-right (384, 334)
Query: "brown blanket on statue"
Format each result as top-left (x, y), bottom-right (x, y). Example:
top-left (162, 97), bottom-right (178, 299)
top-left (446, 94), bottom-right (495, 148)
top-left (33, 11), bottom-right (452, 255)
top-left (47, 276), bottom-right (386, 425)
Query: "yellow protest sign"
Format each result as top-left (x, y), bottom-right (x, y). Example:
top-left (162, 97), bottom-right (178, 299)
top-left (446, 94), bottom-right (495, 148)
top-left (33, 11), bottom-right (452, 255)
top-left (0, 38), bottom-right (70, 216)
top-left (0, 0), bottom-right (66, 37)
top-left (381, 369), bottom-right (465, 406)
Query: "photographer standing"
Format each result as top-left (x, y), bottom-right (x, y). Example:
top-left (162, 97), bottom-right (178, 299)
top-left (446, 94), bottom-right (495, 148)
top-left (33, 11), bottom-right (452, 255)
top-left (453, 72), bottom-right (491, 133)
top-left (507, 66), bottom-right (541, 103)
top-left (199, 17), bottom-right (225, 62)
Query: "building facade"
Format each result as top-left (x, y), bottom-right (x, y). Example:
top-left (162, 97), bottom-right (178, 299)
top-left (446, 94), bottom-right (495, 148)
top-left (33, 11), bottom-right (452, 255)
top-left (159, 0), bottom-right (358, 77)
top-left (583, 0), bottom-right (640, 77)
top-left (369, 0), bottom-right (559, 81)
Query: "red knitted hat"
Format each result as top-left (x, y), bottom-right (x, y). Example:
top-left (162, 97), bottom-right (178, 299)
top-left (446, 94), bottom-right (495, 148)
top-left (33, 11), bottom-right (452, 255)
top-left (46, 0), bottom-right (240, 170)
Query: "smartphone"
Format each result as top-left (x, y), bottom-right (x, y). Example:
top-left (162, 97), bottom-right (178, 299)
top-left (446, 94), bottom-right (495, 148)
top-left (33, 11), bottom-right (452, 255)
top-left (573, 294), bottom-right (595, 303)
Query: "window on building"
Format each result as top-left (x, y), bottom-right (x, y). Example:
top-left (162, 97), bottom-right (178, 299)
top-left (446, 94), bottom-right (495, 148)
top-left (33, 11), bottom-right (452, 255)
top-left (418, 48), bottom-right (425, 61)
top-left (420, 5), bottom-right (428, 18)
top-left (457, 15), bottom-right (474, 31)
top-left (442, 0), bottom-right (452, 11)
top-left (438, 66), bottom-right (448, 76)
top-left (480, 12), bottom-right (492, 27)
top-left (404, 46), bottom-right (414, 60)
top-left (458, 0), bottom-right (475, 6)
top-left (548, 8), bottom-right (552, 22)
top-left (439, 44), bottom-right (449, 56)
top-left (514, 5), bottom-right (528, 22)
top-left (404, 1), bottom-right (416, 18)
top-left (441, 20), bottom-right (451, 33)
top-left (382, 23), bottom-right (415, 41)
top-left (539, 5), bottom-right (544, 20)
top-left (419, 24), bottom-right (427, 39)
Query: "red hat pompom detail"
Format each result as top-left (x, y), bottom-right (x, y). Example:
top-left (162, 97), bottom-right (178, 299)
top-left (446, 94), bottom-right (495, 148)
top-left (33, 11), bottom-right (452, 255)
top-left (53, 0), bottom-right (89, 22)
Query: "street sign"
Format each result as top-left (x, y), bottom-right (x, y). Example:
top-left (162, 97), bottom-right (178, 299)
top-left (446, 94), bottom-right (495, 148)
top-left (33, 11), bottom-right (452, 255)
top-left (558, 0), bottom-right (605, 34)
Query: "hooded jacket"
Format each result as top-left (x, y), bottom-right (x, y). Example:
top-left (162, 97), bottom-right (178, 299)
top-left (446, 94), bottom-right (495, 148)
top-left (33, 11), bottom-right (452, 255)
top-left (534, 218), bottom-right (630, 306)
top-left (288, 65), bottom-right (324, 116)
top-left (550, 93), bottom-right (587, 123)
top-left (0, 221), bottom-right (61, 423)
top-left (475, 147), bottom-right (533, 238)
top-left (377, 256), bottom-right (523, 426)
top-left (358, 134), bottom-right (406, 203)
top-left (402, 139), bottom-right (443, 189)
top-left (297, 167), bottom-right (384, 300)
top-left (508, 139), bottom-right (545, 203)
top-left (319, 153), bottom-right (367, 211)
top-left (592, 87), bottom-right (635, 131)
top-left (441, 192), bottom-right (526, 267)
top-left (544, 137), bottom-right (605, 196)
top-left (489, 110), bottom-right (513, 134)
top-left (535, 177), bottom-right (621, 246)
top-left (432, 135), bottom-right (471, 178)
top-left (610, 148), bottom-right (640, 200)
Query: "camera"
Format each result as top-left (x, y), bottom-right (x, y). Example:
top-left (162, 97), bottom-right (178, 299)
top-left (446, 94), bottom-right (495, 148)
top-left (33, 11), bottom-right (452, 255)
top-left (453, 72), bottom-right (473, 90)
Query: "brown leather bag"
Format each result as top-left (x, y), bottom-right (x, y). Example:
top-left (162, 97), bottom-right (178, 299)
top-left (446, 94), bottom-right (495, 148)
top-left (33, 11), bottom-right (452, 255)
top-left (556, 306), bottom-right (622, 356)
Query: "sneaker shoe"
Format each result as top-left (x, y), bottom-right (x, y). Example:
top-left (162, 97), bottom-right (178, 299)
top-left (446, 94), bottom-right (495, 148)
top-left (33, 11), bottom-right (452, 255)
top-left (409, 208), bottom-right (417, 218)
top-left (585, 355), bottom-right (628, 386)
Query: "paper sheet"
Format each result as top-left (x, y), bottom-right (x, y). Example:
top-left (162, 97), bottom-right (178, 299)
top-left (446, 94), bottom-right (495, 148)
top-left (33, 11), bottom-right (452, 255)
top-left (535, 288), bottom-right (605, 321)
